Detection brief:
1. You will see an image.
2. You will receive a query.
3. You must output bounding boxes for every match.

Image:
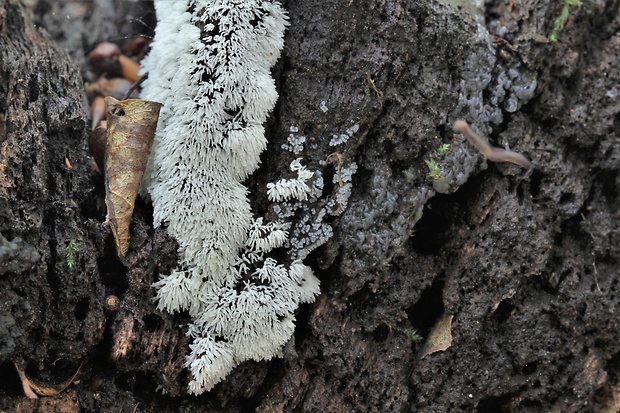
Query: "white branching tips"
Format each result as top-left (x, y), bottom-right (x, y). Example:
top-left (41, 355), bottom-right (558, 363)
top-left (246, 218), bottom-right (289, 253)
top-left (141, 0), bottom-right (321, 394)
top-left (185, 326), bottom-right (235, 395)
top-left (183, 247), bottom-right (320, 393)
top-left (289, 260), bottom-right (321, 304)
top-left (152, 270), bottom-right (200, 314)
top-left (267, 158), bottom-right (314, 202)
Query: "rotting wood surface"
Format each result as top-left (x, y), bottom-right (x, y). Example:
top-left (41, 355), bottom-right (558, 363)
top-left (1, 0), bottom-right (619, 412)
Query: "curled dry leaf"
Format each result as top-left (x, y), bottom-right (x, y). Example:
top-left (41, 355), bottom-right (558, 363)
top-left (14, 361), bottom-right (82, 398)
top-left (86, 77), bottom-right (139, 101)
top-left (88, 124), bottom-right (106, 174)
top-left (419, 313), bottom-right (454, 359)
top-left (104, 97), bottom-right (162, 257)
top-left (14, 362), bottom-right (38, 399)
top-left (118, 54), bottom-right (140, 83)
top-left (90, 95), bottom-right (106, 131)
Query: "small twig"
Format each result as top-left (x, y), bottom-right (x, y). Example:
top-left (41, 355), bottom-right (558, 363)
top-left (366, 76), bottom-right (383, 107)
top-left (325, 152), bottom-right (344, 187)
top-left (121, 72), bottom-right (148, 101)
top-left (453, 120), bottom-right (531, 169)
top-left (592, 260), bottom-right (602, 294)
top-left (110, 73), bottom-right (149, 117)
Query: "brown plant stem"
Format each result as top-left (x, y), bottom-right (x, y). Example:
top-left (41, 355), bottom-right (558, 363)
top-left (453, 120), bottom-right (531, 169)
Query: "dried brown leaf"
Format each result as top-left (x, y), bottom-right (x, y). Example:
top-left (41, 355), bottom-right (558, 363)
top-left (90, 95), bottom-right (106, 131)
top-left (88, 125), bottom-right (106, 173)
top-left (14, 361), bottom-right (82, 398)
top-left (104, 97), bottom-right (162, 257)
top-left (419, 313), bottom-right (454, 359)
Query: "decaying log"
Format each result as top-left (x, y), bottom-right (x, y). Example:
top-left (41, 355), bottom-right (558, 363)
top-left (0, 0), bottom-right (104, 385)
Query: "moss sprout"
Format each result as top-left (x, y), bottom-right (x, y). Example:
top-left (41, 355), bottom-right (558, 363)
top-left (395, 326), bottom-right (424, 343)
top-left (549, 0), bottom-right (581, 43)
top-left (425, 143), bottom-right (451, 180)
top-left (65, 240), bottom-right (79, 269)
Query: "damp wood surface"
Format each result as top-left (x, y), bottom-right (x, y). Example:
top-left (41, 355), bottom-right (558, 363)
top-left (0, 0), bottom-right (619, 412)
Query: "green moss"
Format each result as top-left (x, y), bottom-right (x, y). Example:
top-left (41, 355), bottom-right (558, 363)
top-left (396, 327), bottom-right (423, 343)
top-left (425, 144), bottom-right (451, 180)
top-left (363, 83), bottom-right (372, 98)
top-left (549, 0), bottom-right (581, 42)
top-left (65, 239), bottom-right (79, 269)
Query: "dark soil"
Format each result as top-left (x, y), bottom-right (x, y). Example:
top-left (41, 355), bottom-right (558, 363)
top-left (0, 0), bottom-right (618, 412)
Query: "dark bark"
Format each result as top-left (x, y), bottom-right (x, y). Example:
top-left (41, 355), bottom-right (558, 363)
top-left (0, 0), bottom-right (100, 377)
top-left (0, 1), bottom-right (183, 411)
top-left (0, 0), bottom-right (619, 412)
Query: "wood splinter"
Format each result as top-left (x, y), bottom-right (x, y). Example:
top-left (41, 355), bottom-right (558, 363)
top-left (453, 120), bottom-right (531, 169)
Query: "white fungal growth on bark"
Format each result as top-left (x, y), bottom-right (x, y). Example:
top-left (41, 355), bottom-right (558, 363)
top-left (140, 0), bottom-right (320, 394)
top-left (267, 158), bottom-right (314, 202)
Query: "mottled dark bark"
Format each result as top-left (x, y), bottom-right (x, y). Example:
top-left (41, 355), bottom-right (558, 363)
top-left (0, 0), bottom-right (618, 412)
top-left (0, 0), bottom-right (100, 376)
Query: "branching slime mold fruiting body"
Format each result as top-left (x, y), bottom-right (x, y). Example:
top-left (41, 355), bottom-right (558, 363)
top-left (140, 0), bottom-right (321, 394)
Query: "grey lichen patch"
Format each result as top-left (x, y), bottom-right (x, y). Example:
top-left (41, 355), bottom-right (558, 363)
top-left (281, 126), bottom-right (306, 155)
top-left (268, 150), bottom-right (358, 262)
top-left (453, 23), bottom-right (538, 134)
top-left (431, 139), bottom-right (486, 194)
top-left (329, 124), bottom-right (359, 147)
top-left (436, 0), bottom-right (485, 22)
top-left (284, 159), bottom-right (357, 261)
top-left (0, 234), bottom-right (40, 276)
top-left (437, 12), bottom-right (537, 194)
top-left (341, 164), bottom-right (435, 270)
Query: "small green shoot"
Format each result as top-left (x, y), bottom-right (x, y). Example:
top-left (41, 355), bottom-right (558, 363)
top-left (396, 327), bottom-right (424, 343)
top-left (65, 240), bottom-right (79, 269)
top-left (363, 83), bottom-right (372, 98)
top-left (425, 159), bottom-right (441, 180)
top-left (425, 143), bottom-right (451, 180)
top-left (549, 0), bottom-right (581, 43)
top-left (436, 143), bottom-right (451, 155)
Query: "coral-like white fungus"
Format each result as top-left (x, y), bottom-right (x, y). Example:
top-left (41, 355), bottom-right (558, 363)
top-left (329, 123), bottom-right (359, 146)
top-left (267, 158), bottom-right (314, 202)
top-left (141, 0), bottom-right (320, 394)
top-left (281, 126), bottom-right (306, 154)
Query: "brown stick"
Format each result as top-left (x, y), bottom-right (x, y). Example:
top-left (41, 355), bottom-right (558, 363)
top-left (453, 120), bottom-right (531, 169)
top-left (121, 73), bottom-right (148, 101)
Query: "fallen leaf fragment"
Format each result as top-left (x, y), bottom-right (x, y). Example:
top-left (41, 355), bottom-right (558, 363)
top-left (90, 95), bottom-right (106, 131)
top-left (14, 361), bottom-right (82, 398)
top-left (419, 313), bottom-right (454, 359)
top-left (88, 124), bottom-right (106, 173)
top-left (15, 362), bottom-right (38, 399)
top-left (86, 77), bottom-right (138, 100)
top-left (104, 97), bottom-right (162, 257)
top-left (124, 36), bottom-right (151, 59)
top-left (118, 54), bottom-right (140, 82)
top-left (88, 42), bottom-right (121, 73)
